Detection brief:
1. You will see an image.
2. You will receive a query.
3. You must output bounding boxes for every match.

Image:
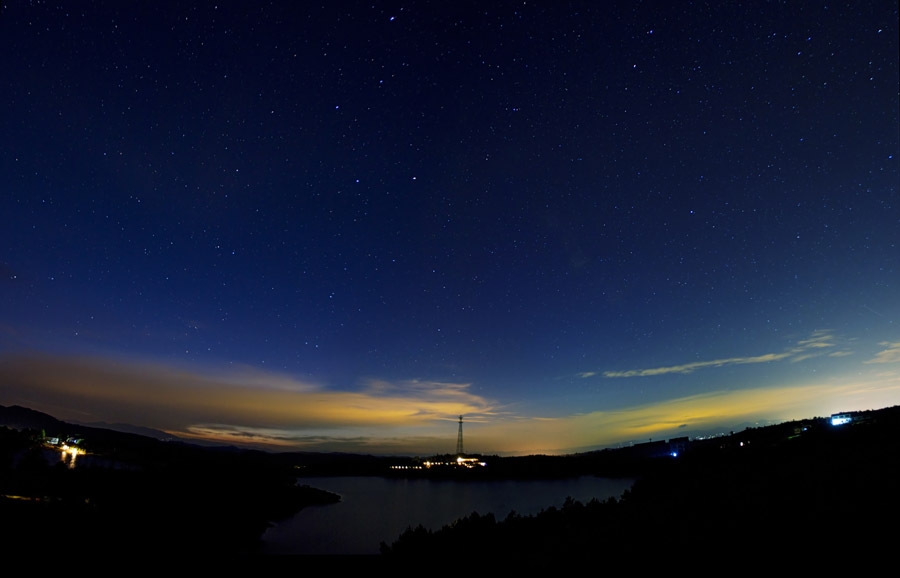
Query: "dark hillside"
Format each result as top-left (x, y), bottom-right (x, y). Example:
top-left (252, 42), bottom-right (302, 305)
top-left (382, 407), bottom-right (900, 557)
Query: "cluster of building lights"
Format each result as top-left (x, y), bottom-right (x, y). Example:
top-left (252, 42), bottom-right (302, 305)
top-left (392, 457), bottom-right (488, 470)
top-left (392, 417), bottom-right (487, 470)
top-left (831, 413), bottom-right (852, 426)
top-left (45, 437), bottom-right (86, 469)
top-left (59, 443), bottom-right (85, 468)
top-left (419, 457), bottom-right (487, 469)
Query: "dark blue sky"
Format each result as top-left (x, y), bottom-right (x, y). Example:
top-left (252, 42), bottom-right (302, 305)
top-left (1, 1), bottom-right (898, 454)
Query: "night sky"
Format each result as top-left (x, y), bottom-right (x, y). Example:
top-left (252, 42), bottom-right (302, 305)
top-left (1, 1), bottom-right (898, 455)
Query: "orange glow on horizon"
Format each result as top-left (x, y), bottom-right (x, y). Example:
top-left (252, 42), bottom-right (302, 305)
top-left (1, 352), bottom-right (898, 455)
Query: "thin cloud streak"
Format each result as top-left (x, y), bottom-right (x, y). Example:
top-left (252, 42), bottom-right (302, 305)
top-left (865, 342), bottom-right (900, 364)
top-left (600, 330), bottom-right (840, 378)
top-left (603, 352), bottom-right (792, 378)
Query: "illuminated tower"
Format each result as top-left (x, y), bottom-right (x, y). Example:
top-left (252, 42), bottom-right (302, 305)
top-left (456, 415), bottom-right (464, 456)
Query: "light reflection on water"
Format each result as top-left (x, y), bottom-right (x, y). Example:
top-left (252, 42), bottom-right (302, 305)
top-left (261, 475), bottom-right (635, 554)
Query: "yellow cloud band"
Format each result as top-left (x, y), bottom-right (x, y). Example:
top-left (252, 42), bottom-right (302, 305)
top-left (0, 354), bottom-right (493, 433)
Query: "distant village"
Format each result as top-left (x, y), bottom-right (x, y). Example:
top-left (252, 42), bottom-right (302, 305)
top-left (388, 410), bottom-right (868, 474)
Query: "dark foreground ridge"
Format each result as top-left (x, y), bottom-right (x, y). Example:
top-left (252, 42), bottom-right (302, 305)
top-left (3, 404), bottom-right (899, 557)
top-left (381, 406), bottom-right (900, 557)
top-left (0, 405), bottom-right (340, 555)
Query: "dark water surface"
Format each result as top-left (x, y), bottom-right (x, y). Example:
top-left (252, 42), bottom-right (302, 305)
top-left (261, 475), bottom-right (635, 554)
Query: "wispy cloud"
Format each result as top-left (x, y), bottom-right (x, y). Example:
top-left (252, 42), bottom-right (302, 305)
top-left (0, 353), bottom-right (495, 450)
top-left (602, 352), bottom-right (792, 378)
top-left (865, 342), bottom-right (900, 364)
top-left (598, 330), bottom-right (842, 378)
top-left (828, 351), bottom-right (854, 358)
top-left (795, 331), bottom-right (836, 349)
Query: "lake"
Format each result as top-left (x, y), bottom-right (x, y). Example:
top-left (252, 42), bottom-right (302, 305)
top-left (260, 475), bottom-right (635, 554)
